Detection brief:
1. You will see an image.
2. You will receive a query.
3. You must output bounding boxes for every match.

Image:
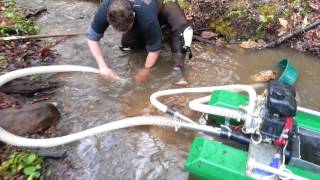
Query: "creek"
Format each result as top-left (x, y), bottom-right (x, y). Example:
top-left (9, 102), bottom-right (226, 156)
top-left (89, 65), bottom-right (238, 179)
top-left (16, 0), bottom-right (320, 179)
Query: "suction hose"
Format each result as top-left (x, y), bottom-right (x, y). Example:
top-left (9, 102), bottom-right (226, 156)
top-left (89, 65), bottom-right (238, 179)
top-left (1, 65), bottom-right (318, 148)
top-left (0, 116), bottom-right (220, 148)
top-left (0, 65), bottom-right (100, 86)
top-left (0, 65), bottom-right (220, 148)
top-left (150, 85), bottom-right (257, 132)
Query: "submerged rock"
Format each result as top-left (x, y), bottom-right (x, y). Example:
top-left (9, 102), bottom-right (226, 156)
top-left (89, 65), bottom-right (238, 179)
top-left (251, 70), bottom-right (277, 82)
top-left (0, 92), bottom-right (19, 110)
top-left (0, 103), bottom-right (60, 135)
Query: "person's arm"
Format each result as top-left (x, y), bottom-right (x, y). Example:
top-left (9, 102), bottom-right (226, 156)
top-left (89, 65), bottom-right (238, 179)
top-left (145, 50), bottom-right (160, 68)
top-left (135, 50), bottom-right (160, 82)
top-left (141, 19), bottom-right (162, 68)
top-left (87, 39), bottom-right (116, 78)
top-left (86, 0), bottom-right (116, 79)
top-left (86, 0), bottom-right (115, 78)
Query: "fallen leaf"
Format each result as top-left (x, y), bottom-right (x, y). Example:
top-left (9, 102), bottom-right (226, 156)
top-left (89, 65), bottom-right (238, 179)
top-left (186, 15), bottom-right (193, 21)
top-left (240, 40), bottom-right (258, 49)
top-left (257, 39), bottom-right (265, 45)
top-left (39, 47), bottom-right (50, 57)
top-left (278, 27), bottom-right (287, 36)
top-left (279, 18), bottom-right (288, 29)
top-left (302, 16), bottom-right (309, 28)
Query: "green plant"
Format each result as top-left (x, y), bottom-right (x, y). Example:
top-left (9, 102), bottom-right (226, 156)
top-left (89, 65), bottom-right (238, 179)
top-left (253, 29), bottom-right (266, 40)
top-left (226, 10), bottom-right (242, 18)
top-left (283, 7), bottom-right (290, 17)
top-left (246, 15), bottom-right (253, 23)
top-left (7, 0), bottom-right (16, 8)
top-left (0, 0), bottom-right (40, 36)
top-left (0, 152), bottom-right (44, 180)
top-left (291, 0), bottom-right (309, 9)
top-left (259, 14), bottom-right (274, 24)
top-left (259, 3), bottom-right (280, 16)
top-left (290, 0), bottom-right (313, 16)
top-left (210, 18), bottom-right (237, 40)
top-left (0, 55), bottom-right (7, 61)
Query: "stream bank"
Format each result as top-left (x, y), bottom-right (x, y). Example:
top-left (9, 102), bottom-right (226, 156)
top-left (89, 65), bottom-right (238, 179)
top-left (185, 0), bottom-right (320, 55)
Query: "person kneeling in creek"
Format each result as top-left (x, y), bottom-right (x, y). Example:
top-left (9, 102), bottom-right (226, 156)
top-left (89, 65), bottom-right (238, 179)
top-left (86, 0), bottom-right (193, 83)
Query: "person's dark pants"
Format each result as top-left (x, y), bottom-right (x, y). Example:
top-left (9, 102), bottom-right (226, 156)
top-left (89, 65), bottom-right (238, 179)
top-left (121, 23), bottom-right (145, 50)
top-left (121, 1), bottom-right (188, 68)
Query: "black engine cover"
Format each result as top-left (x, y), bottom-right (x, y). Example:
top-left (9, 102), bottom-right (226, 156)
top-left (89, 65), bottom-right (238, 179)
top-left (267, 81), bottom-right (297, 117)
top-left (260, 115), bottom-right (284, 139)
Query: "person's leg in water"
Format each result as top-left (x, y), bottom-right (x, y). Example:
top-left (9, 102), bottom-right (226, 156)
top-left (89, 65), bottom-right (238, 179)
top-left (159, 1), bottom-right (190, 85)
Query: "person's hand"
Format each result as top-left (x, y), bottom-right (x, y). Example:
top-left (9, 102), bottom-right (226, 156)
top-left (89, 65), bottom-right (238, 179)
top-left (134, 68), bottom-right (151, 82)
top-left (99, 67), bottom-right (116, 79)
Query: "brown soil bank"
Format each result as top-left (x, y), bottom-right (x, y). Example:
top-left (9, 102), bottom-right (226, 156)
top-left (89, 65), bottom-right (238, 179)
top-left (183, 0), bottom-right (320, 55)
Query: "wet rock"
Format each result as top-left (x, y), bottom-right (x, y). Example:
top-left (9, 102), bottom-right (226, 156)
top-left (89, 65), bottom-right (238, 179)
top-left (200, 31), bottom-right (218, 39)
top-left (0, 103), bottom-right (60, 135)
top-left (240, 40), bottom-right (259, 49)
top-left (251, 70), bottom-right (277, 82)
top-left (0, 80), bottom-right (62, 95)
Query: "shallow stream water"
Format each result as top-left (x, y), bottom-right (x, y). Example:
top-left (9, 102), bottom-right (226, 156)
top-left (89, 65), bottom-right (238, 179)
top-left (17, 0), bottom-right (320, 179)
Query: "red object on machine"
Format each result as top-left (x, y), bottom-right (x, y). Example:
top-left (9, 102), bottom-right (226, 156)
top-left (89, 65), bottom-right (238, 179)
top-left (274, 117), bottom-right (294, 146)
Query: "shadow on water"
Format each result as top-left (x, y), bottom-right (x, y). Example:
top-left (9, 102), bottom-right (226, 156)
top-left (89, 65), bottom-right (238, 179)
top-left (17, 0), bottom-right (320, 179)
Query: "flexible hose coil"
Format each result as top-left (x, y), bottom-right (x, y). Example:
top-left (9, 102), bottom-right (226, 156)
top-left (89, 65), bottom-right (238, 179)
top-left (0, 116), bottom-right (220, 148)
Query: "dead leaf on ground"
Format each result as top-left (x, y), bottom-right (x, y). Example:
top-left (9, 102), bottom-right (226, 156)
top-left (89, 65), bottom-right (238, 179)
top-left (278, 27), bottom-right (287, 36)
top-left (302, 16), bottom-right (309, 28)
top-left (278, 18), bottom-right (288, 36)
top-left (279, 18), bottom-right (288, 29)
top-left (186, 15), bottom-right (193, 21)
top-left (240, 40), bottom-right (258, 49)
top-left (39, 47), bottom-right (50, 57)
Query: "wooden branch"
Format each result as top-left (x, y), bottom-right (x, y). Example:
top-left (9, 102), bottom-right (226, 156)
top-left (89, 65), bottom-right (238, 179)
top-left (193, 34), bottom-right (223, 47)
top-left (261, 20), bottom-right (320, 49)
top-left (0, 32), bottom-right (86, 41)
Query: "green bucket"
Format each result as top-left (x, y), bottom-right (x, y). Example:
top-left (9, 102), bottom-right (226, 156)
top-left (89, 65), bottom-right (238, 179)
top-left (276, 59), bottom-right (299, 85)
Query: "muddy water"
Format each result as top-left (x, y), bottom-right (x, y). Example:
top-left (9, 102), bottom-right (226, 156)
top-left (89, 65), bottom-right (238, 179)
top-left (17, 0), bottom-right (320, 179)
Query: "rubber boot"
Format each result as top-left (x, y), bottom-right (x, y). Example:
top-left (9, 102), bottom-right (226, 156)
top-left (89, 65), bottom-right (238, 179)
top-left (171, 53), bottom-right (188, 85)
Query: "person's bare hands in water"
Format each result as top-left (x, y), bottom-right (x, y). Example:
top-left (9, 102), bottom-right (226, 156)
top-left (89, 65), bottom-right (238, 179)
top-left (135, 68), bottom-right (151, 82)
top-left (99, 67), bottom-right (117, 79)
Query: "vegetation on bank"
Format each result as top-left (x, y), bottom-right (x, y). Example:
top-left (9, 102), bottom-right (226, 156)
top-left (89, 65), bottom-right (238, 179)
top-left (0, 0), bottom-right (56, 73)
top-left (0, 0), bottom-right (40, 36)
top-left (1, 0), bottom-right (319, 55)
top-left (0, 2), bottom-right (53, 179)
top-left (183, 0), bottom-right (319, 55)
top-left (0, 152), bottom-right (44, 180)
top-left (150, 0), bottom-right (320, 55)
top-left (195, 0), bottom-right (313, 40)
